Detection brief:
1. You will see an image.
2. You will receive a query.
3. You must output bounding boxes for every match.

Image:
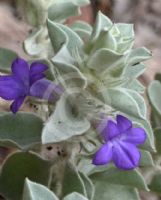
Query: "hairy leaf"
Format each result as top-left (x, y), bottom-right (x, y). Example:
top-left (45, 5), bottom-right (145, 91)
top-left (23, 179), bottom-right (58, 200)
top-left (0, 112), bottom-right (43, 149)
top-left (0, 47), bottom-right (17, 72)
top-left (0, 152), bottom-right (51, 200)
top-left (64, 192), bottom-right (89, 200)
top-left (89, 166), bottom-right (148, 191)
top-left (42, 95), bottom-right (90, 144)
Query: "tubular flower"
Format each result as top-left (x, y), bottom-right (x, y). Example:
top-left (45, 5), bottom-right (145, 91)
top-left (0, 58), bottom-right (63, 113)
top-left (93, 115), bottom-right (146, 170)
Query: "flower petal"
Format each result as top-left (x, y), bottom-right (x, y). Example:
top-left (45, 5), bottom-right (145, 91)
top-left (10, 96), bottom-right (26, 113)
top-left (11, 58), bottom-right (29, 87)
top-left (29, 62), bottom-right (48, 85)
top-left (107, 120), bottom-right (120, 140)
top-left (116, 115), bottom-right (132, 132)
top-left (30, 74), bottom-right (45, 85)
top-left (92, 143), bottom-right (112, 165)
top-left (30, 62), bottom-right (48, 76)
top-left (113, 141), bottom-right (141, 170)
top-left (30, 79), bottom-right (63, 101)
top-left (0, 76), bottom-right (26, 100)
top-left (123, 127), bottom-right (147, 145)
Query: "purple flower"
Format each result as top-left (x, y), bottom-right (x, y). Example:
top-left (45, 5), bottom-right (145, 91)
top-left (92, 115), bottom-right (146, 170)
top-left (0, 58), bottom-right (63, 113)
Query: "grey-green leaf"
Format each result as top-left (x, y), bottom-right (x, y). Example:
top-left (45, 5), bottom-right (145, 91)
top-left (64, 192), bottom-right (88, 200)
top-left (47, 19), bottom-right (83, 54)
top-left (62, 162), bottom-right (86, 197)
top-left (140, 150), bottom-right (154, 167)
top-left (79, 172), bottom-right (95, 200)
top-left (0, 47), bottom-right (17, 72)
top-left (0, 112), bottom-right (43, 149)
top-left (101, 88), bottom-right (143, 119)
top-left (148, 80), bottom-right (161, 116)
top-left (16, 0), bottom-right (49, 26)
top-left (89, 166), bottom-right (148, 191)
top-left (154, 128), bottom-right (161, 154)
top-left (23, 179), bottom-right (59, 200)
top-left (48, 2), bottom-right (79, 22)
top-left (51, 45), bottom-right (87, 88)
top-left (117, 39), bottom-right (134, 54)
top-left (127, 47), bottom-right (151, 66)
top-left (149, 172), bottom-right (161, 195)
top-left (24, 28), bottom-right (53, 58)
top-left (70, 21), bottom-right (92, 33)
top-left (87, 49), bottom-right (123, 73)
top-left (42, 95), bottom-right (90, 144)
top-left (0, 151), bottom-right (51, 200)
top-left (116, 23), bottom-right (134, 40)
top-left (78, 157), bottom-right (96, 175)
top-left (91, 11), bottom-right (113, 41)
top-left (93, 182), bottom-right (140, 200)
top-left (127, 90), bottom-right (147, 118)
top-left (53, 0), bottom-right (89, 6)
top-left (125, 80), bottom-right (145, 94)
top-left (47, 19), bottom-right (67, 53)
top-left (70, 21), bottom-right (92, 41)
top-left (48, 0), bottom-right (89, 23)
top-left (124, 63), bottom-right (146, 78)
top-left (91, 30), bottom-right (117, 53)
